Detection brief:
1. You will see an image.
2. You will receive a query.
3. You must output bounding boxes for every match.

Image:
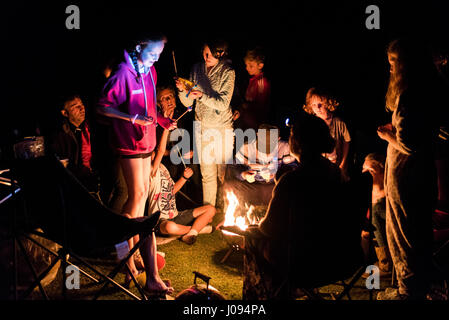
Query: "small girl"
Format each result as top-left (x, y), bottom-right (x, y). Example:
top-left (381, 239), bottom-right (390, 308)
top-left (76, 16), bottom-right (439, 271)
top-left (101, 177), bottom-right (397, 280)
top-left (303, 87), bottom-right (351, 179)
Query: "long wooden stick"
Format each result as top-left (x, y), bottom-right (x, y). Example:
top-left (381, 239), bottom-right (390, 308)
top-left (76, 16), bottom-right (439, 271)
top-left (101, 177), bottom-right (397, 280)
top-left (172, 51), bottom-right (178, 77)
top-left (175, 107), bottom-right (192, 122)
top-left (175, 145), bottom-right (187, 169)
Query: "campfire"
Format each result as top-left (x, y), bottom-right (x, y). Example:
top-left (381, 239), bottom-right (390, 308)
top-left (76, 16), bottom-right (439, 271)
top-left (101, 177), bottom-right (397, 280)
top-left (219, 191), bottom-right (261, 263)
top-left (221, 191), bottom-right (259, 235)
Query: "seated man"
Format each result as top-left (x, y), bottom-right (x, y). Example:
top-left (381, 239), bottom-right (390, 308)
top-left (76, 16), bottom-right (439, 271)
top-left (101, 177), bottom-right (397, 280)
top-left (148, 128), bottom-right (215, 245)
top-left (49, 94), bottom-right (99, 194)
top-left (223, 124), bottom-right (296, 216)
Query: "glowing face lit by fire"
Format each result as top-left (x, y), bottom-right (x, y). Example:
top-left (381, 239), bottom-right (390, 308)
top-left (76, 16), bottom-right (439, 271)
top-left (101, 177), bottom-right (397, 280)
top-left (309, 95), bottom-right (331, 121)
top-left (244, 59), bottom-right (264, 76)
top-left (158, 88), bottom-right (176, 118)
top-left (137, 40), bottom-right (165, 68)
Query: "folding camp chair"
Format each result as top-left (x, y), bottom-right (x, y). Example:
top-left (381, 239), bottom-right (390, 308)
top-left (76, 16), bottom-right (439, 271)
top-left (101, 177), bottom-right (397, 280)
top-left (8, 154), bottom-right (161, 300)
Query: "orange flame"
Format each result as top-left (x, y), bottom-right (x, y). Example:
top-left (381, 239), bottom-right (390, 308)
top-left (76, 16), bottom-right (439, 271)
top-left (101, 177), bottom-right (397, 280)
top-left (222, 191), bottom-right (258, 235)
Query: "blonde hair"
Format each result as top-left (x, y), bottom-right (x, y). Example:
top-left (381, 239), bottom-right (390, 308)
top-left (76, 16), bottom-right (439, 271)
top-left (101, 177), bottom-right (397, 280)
top-left (385, 40), bottom-right (406, 111)
top-left (385, 38), bottom-right (440, 112)
top-left (364, 153), bottom-right (385, 169)
top-left (303, 87), bottom-right (340, 114)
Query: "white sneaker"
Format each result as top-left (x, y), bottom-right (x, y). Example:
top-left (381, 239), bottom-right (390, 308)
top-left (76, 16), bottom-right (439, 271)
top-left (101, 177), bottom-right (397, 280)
top-left (199, 225), bottom-right (213, 234)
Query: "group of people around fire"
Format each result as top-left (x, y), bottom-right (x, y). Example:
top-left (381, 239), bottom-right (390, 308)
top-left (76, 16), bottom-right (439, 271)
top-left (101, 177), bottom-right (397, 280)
top-left (47, 33), bottom-right (449, 300)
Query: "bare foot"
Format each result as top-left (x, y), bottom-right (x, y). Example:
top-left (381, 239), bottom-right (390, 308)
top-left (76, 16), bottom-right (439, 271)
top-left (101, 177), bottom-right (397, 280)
top-left (124, 269), bottom-right (143, 288)
top-left (145, 276), bottom-right (174, 295)
top-left (134, 253), bottom-right (145, 271)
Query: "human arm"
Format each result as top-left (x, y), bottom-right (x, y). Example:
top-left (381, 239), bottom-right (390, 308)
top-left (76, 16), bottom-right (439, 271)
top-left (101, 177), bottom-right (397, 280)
top-left (96, 107), bottom-right (154, 126)
top-left (377, 93), bottom-right (430, 155)
top-left (96, 72), bottom-right (154, 126)
top-left (173, 167), bottom-right (193, 195)
top-left (176, 70), bottom-right (195, 108)
top-left (258, 174), bottom-right (291, 238)
top-left (195, 68), bottom-right (235, 111)
top-left (339, 140), bottom-right (350, 172)
top-left (241, 170), bottom-right (257, 183)
top-left (156, 110), bottom-right (177, 130)
top-left (151, 129), bottom-right (170, 177)
top-left (377, 119), bottom-right (413, 154)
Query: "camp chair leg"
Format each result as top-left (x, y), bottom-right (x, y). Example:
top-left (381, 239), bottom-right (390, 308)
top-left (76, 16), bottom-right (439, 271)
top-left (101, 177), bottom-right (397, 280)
top-left (220, 248), bottom-right (234, 263)
top-left (22, 233), bottom-right (100, 284)
top-left (302, 288), bottom-right (325, 300)
top-left (340, 280), bottom-right (352, 300)
top-left (335, 266), bottom-right (365, 300)
top-left (15, 238), bottom-right (49, 300)
top-left (21, 231), bottom-right (142, 300)
top-left (92, 235), bottom-right (151, 301)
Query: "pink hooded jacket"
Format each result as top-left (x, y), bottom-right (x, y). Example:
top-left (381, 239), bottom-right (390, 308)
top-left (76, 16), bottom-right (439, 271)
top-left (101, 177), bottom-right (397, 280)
top-left (98, 50), bottom-right (172, 156)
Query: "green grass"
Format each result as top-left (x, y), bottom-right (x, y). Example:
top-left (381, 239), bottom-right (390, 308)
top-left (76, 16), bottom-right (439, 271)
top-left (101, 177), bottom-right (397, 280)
top-left (27, 209), bottom-right (246, 300)
top-left (158, 231), bottom-right (244, 300)
top-left (26, 208), bottom-right (393, 300)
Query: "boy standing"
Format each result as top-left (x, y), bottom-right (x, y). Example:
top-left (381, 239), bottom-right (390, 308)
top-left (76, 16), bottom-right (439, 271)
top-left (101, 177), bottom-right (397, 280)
top-left (241, 47), bottom-right (271, 130)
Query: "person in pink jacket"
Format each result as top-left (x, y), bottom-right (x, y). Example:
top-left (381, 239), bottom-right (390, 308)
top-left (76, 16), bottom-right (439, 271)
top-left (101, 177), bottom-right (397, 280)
top-left (97, 33), bottom-right (175, 296)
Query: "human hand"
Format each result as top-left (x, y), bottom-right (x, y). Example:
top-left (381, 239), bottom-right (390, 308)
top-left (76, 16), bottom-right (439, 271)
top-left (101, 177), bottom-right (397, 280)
top-left (60, 159), bottom-right (69, 168)
top-left (167, 120), bottom-right (178, 131)
top-left (182, 150), bottom-right (194, 160)
top-left (380, 123), bottom-right (393, 132)
top-left (175, 78), bottom-right (186, 92)
top-left (183, 167), bottom-right (194, 179)
top-left (242, 170), bottom-right (257, 183)
top-left (133, 115), bottom-right (154, 126)
top-left (232, 110), bottom-right (240, 121)
top-left (187, 90), bottom-right (203, 99)
top-left (259, 170), bottom-right (272, 181)
top-left (362, 161), bottom-right (380, 176)
top-left (215, 220), bottom-right (224, 231)
top-left (377, 124), bottom-right (394, 142)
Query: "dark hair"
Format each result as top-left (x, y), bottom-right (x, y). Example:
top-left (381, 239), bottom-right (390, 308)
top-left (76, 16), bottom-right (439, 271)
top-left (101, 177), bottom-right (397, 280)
top-left (57, 93), bottom-right (82, 111)
top-left (203, 39), bottom-right (229, 60)
top-left (126, 32), bottom-right (167, 82)
top-left (364, 152), bottom-right (386, 167)
top-left (244, 46), bottom-right (266, 64)
top-left (156, 85), bottom-right (176, 103)
top-left (290, 112), bottom-right (335, 157)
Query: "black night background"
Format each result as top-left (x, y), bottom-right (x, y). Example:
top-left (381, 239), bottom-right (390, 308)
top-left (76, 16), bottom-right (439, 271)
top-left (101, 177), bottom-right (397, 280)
top-left (3, 0), bottom-right (449, 163)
